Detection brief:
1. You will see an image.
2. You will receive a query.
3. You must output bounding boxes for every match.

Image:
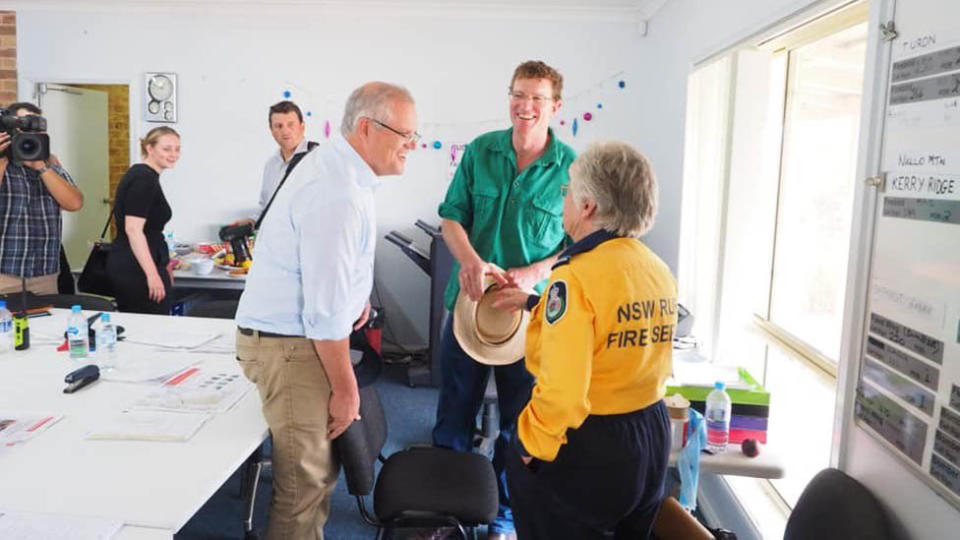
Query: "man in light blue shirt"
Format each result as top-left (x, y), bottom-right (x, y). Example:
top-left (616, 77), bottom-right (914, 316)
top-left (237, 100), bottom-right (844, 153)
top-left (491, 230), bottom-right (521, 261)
top-left (235, 82), bottom-right (419, 540)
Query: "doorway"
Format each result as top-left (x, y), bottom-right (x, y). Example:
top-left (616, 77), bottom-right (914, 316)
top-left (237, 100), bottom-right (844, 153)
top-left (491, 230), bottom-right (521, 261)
top-left (37, 82), bottom-right (130, 269)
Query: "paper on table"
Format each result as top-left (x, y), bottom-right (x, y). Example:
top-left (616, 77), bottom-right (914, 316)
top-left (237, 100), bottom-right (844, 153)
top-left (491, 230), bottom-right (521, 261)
top-left (670, 361), bottom-right (752, 390)
top-left (123, 330), bottom-right (222, 350)
top-left (0, 414), bottom-right (63, 448)
top-left (127, 367), bottom-right (252, 414)
top-left (100, 352), bottom-right (198, 383)
top-left (180, 333), bottom-right (236, 354)
top-left (85, 411), bottom-right (210, 442)
top-left (0, 511), bottom-right (122, 540)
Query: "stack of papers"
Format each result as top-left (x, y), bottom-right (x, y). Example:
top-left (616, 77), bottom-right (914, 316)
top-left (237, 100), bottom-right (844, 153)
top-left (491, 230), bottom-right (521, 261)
top-left (127, 367), bottom-right (252, 414)
top-left (85, 411), bottom-right (210, 442)
top-left (0, 512), bottom-right (122, 540)
top-left (670, 361), bottom-right (752, 390)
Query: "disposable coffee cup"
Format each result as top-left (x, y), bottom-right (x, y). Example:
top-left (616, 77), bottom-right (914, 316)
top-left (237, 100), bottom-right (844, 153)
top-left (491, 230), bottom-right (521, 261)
top-left (664, 394), bottom-right (690, 450)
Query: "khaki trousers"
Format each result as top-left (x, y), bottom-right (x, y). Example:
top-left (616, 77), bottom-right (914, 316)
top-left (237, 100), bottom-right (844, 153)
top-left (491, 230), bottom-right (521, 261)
top-left (0, 273), bottom-right (58, 295)
top-left (236, 330), bottom-right (340, 540)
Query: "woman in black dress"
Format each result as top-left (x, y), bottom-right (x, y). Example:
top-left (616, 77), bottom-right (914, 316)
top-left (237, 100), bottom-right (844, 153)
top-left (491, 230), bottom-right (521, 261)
top-left (107, 127), bottom-right (180, 314)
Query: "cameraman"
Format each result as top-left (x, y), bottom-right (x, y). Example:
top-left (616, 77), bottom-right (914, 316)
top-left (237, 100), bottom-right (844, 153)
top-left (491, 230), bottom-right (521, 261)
top-left (0, 102), bottom-right (83, 295)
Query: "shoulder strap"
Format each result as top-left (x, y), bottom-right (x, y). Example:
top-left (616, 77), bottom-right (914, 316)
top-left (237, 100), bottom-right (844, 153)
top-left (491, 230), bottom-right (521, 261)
top-left (255, 141), bottom-right (319, 230)
top-left (98, 208), bottom-right (114, 240)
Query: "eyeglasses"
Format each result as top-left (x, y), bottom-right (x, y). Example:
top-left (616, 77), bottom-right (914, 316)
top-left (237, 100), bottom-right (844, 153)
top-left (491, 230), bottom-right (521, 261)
top-left (368, 118), bottom-right (421, 145)
top-left (508, 91), bottom-right (555, 105)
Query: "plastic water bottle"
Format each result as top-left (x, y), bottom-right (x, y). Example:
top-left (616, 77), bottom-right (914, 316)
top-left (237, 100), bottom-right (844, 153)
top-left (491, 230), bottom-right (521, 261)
top-left (706, 381), bottom-right (732, 453)
top-left (96, 313), bottom-right (118, 370)
top-left (165, 230), bottom-right (176, 255)
top-left (0, 301), bottom-right (13, 353)
top-left (67, 305), bottom-right (89, 360)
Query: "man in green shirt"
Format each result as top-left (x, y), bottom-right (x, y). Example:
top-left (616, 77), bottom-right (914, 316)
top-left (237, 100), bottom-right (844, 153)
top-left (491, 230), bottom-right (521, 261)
top-left (433, 60), bottom-right (576, 540)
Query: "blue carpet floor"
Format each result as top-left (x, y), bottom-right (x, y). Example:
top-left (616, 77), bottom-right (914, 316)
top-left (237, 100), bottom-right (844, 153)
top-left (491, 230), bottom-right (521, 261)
top-left (175, 363), bottom-right (445, 539)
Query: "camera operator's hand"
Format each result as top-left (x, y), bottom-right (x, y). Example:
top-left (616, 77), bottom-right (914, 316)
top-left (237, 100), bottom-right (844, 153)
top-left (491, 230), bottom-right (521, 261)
top-left (22, 159), bottom-right (49, 172)
top-left (229, 218), bottom-right (256, 228)
top-left (0, 133), bottom-right (10, 163)
top-left (0, 133), bottom-right (9, 183)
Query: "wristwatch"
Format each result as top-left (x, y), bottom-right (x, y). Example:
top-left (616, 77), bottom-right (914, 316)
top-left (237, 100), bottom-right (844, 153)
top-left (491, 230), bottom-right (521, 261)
top-left (35, 163), bottom-right (50, 175)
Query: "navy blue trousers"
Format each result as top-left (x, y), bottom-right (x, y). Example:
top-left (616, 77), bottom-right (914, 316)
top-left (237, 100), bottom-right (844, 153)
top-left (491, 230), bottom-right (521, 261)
top-left (506, 401), bottom-right (671, 539)
top-left (432, 314), bottom-right (534, 534)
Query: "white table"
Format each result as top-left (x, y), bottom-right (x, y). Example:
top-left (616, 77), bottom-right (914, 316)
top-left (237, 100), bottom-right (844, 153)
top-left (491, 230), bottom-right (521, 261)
top-left (0, 310), bottom-right (268, 539)
top-left (172, 268), bottom-right (246, 291)
top-left (669, 446), bottom-right (784, 479)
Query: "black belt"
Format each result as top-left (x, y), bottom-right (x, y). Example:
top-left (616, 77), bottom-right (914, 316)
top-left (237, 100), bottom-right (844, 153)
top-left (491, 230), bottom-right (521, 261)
top-left (238, 327), bottom-right (302, 339)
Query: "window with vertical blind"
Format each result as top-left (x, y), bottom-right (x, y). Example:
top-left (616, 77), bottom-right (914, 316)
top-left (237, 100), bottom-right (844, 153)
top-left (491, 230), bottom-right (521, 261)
top-left (678, 2), bottom-right (869, 536)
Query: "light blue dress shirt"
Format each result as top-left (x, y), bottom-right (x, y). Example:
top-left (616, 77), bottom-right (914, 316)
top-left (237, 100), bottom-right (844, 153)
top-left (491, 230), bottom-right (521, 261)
top-left (236, 137), bottom-right (379, 341)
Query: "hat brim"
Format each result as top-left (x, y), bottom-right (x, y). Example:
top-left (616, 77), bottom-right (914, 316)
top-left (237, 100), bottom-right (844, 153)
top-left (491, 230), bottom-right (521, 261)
top-left (452, 275), bottom-right (529, 366)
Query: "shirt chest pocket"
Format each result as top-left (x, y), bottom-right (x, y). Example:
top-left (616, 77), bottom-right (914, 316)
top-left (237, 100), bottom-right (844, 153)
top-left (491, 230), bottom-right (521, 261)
top-left (472, 184), bottom-right (501, 226)
top-left (524, 194), bottom-right (564, 249)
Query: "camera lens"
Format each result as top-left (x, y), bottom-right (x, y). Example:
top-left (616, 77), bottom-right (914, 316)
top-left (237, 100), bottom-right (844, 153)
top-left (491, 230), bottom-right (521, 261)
top-left (18, 139), bottom-right (37, 153)
top-left (12, 133), bottom-right (49, 162)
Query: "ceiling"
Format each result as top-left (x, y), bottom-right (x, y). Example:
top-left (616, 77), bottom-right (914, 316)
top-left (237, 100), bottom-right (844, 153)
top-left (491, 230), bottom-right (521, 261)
top-left (0, 0), bottom-right (671, 22)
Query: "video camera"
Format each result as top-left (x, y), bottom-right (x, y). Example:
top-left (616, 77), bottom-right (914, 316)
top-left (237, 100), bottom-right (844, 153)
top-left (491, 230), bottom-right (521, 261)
top-left (0, 108), bottom-right (50, 163)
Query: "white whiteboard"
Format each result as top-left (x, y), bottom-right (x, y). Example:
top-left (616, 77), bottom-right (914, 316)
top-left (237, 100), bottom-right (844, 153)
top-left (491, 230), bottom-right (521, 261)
top-left (854, 0), bottom-right (960, 510)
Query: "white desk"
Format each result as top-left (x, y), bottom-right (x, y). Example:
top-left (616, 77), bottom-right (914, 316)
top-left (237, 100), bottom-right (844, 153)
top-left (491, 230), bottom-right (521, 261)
top-left (669, 446), bottom-right (784, 479)
top-left (172, 268), bottom-right (246, 291)
top-left (0, 310), bottom-right (268, 538)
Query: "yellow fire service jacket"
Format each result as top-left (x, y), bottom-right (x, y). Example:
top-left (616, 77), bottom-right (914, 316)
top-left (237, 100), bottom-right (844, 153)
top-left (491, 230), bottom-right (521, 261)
top-left (517, 230), bottom-right (678, 461)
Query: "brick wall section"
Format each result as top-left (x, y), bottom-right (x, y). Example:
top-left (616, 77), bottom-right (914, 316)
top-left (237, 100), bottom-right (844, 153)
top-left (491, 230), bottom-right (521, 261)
top-left (0, 12), bottom-right (16, 105)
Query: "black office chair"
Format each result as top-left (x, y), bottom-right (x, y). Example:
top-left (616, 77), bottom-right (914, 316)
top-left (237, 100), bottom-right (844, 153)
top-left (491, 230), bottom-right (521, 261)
top-left (784, 468), bottom-right (892, 540)
top-left (188, 299), bottom-right (239, 319)
top-left (336, 385), bottom-right (498, 540)
top-left (34, 293), bottom-right (117, 312)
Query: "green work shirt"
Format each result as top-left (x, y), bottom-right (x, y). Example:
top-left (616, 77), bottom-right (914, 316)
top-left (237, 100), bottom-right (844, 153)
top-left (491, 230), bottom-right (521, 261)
top-left (438, 127), bottom-right (576, 310)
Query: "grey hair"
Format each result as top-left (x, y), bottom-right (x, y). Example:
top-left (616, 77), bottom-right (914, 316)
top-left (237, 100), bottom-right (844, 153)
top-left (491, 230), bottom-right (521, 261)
top-left (340, 82), bottom-right (415, 136)
top-left (568, 141), bottom-right (658, 238)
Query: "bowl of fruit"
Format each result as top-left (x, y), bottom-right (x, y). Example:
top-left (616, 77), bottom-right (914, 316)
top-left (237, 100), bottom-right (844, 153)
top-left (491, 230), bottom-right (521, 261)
top-left (213, 250), bottom-right (252, 276)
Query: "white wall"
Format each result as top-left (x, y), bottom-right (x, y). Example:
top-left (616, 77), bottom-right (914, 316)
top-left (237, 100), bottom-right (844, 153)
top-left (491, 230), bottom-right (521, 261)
top-left (16, 7), bottom-right (645, 344)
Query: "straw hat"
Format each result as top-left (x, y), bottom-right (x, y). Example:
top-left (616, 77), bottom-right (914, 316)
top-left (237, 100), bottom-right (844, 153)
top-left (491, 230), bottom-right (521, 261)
top-left (453, 275), bottom-right (529, 366)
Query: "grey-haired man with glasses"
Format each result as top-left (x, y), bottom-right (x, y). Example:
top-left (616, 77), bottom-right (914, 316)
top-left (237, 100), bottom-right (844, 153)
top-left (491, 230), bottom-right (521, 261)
top-left (235, 82), bottom-right (417, 540)
top-left (433, 60), bottom-right (576, 540)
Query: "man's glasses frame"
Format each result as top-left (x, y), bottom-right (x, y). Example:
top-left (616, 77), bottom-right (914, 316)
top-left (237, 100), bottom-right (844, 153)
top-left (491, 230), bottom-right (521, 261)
top-left (368, 117), bottom-right (421, 145)
top-left (508, 91), bottom-right (556, 105)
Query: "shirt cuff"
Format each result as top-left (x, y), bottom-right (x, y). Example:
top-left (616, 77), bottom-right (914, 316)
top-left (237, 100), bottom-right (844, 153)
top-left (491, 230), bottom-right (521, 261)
top-left (302, 313), bottom-right (354, 341)
top-left (525, 294), bottom-right (541, 311)
top-left (438, 205), bottom-right (468, 225)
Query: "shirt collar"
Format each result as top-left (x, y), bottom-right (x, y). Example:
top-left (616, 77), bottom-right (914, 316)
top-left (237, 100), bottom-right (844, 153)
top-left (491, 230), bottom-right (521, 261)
top-left (277, 138), bottom-right (310, 163)
top-left (490, 127), bottom-right (561, 167)
top-left (559, 229), bottom-right (620, 259)
top-left (333, 137), bottom-right (380, 188)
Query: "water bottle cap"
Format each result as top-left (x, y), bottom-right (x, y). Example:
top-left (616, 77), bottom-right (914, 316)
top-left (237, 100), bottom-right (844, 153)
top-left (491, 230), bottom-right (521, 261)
top-left (101, 313), bottom-right (111, 322)
top-left (71, 305), bottom-right (82, 313)
top-left (714, 381), bottom-right (725, 390)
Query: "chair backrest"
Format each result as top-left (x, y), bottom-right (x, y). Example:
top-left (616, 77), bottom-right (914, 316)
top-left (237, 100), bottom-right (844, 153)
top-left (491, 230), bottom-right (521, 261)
top-left (34, 293), bottom-right (117, 312)
top-left (334, 384), bottom-right (388, 496)
top-left (188, 299), bottom-right (239, 319)
top-left (784, 468), bottom-right (892, 540)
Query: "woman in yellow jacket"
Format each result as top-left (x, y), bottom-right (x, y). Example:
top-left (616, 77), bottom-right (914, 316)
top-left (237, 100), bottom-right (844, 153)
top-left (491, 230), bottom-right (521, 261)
top-left (493, 141), bottom-right (677, 539)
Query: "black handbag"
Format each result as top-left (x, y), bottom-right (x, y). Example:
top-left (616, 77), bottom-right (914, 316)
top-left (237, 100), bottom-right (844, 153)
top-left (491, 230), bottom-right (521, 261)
top-left (76, 210), bottom-right (115, 297)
